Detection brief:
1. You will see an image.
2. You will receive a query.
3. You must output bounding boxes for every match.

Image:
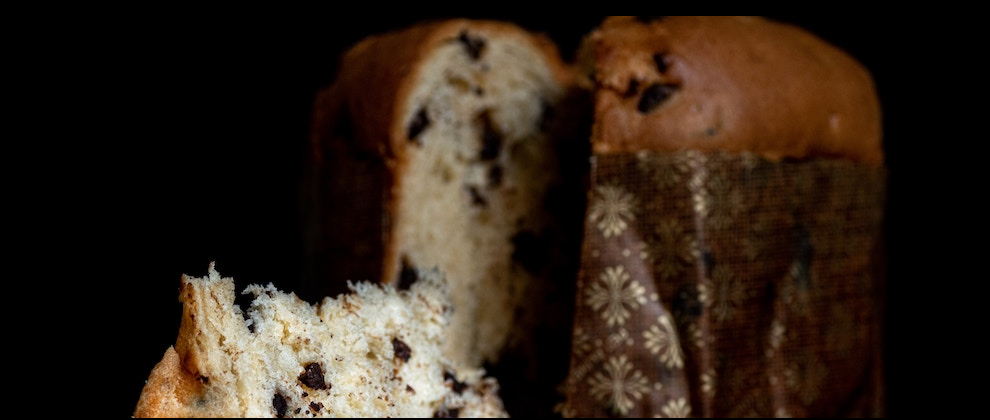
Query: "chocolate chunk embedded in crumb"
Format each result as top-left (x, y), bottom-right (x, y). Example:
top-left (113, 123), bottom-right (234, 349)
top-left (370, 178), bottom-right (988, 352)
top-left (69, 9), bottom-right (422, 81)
top-left (467, 185), bottom-right (487, 207)
top-left (443, 371), bottom-right (468, 395)
top-left (477, 111), bottom-right (501, 161)
top-left (299, 362), bottom-right (328, 390)
top-left (457, 31), bottom-right (486, 60)
top-left (407, 107), bottom-right (430, 144)
top-left (397, 257), bottom-right (419, 290)
top-left (309, 402), bottom-right (324, 413)
top-left (273, 393), bottom-right (288, 418)
top-left (392, 337), bottom-right (412, 362)
top-left (487, 165), bottom-right (503, 188)
top-left (653, 53), bottom-right (670, 73)
top-left (637, 83), bottom-right (679, 113)
top-left (624, 79), bottom-right (640, 98)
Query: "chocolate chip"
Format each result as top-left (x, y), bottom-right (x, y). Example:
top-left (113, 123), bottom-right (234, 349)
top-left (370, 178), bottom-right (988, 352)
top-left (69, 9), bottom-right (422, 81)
top-left (487, 165), bottom-right (503, 188)
top-left (407, 107), bottom-right (430, 144)
top-left (406, 384), bottom-right (416, 394)
top-left (444, 371), bottom-right (468, 395)
top-left (397, 256), bottom-right (418, 290)
top-left (299, 362), bottom-right (328, 390)
top-left (624, 79), bottom-right (640, 98)
top-left (637, 83), bottom-right (678, 113)
top-left (477, 111), bottom-right (501, 161)
top-left (457, 31), bottom-right (486, 60)
top-left (467, 185), bottom-right (487, 207)
top-left (309, 402), bottom-right (324, 413)
top-left (392, 337), bottom-right (412, 362)
top-left (653, 53), bottom-right (670, 73)
top-left (433, 407), bottom-right (461, 418)
top-left (273, 393), bottom-right (288, 418)
top-left (511, 230), bottom-right (550, 274)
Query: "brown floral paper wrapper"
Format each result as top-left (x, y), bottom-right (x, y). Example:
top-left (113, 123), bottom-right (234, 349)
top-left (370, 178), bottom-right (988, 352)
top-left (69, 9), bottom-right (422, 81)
top-left (558, 150), bottom-right (886, 418)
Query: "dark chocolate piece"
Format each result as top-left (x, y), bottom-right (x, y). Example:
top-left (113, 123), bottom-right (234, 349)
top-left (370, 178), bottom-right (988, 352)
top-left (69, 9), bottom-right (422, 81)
top-left (624, 79), bottom-right (640, 98)
top-left (653, 53), bottom-right (670, 73)
top-left (298, 362), bottom-right (328, 390)
top-left (468, 186), bottom-right (487, 207)
top-left (397, 257), bottom-right (418, 290)
top-left (309, 402), bottom-right (324, 413)
top-left (457, 31), bottom-right (486, 60)
top-left (407, 107), bottom-right (430, 144)
top-left (444, 370), bottom-right (468, 395)
top-left (637, 83), bottom-right (678, 113)
top-left (487, 164), bottom-right (503, 188)
top-left (273, 393), bottom-right (288, 418)
top-left (392, 337), bottom-right (412, 362)
top-left (477, 111), bottom-right (501, 161)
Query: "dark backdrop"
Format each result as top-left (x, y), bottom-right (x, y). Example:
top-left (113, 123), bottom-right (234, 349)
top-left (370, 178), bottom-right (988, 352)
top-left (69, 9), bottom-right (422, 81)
top-left (73, 15), bottom-right (918, 417)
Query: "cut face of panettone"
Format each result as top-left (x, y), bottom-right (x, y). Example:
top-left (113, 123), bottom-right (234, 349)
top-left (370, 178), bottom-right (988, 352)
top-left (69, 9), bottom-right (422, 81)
top-left (133, 263), bottom-right (507, 418)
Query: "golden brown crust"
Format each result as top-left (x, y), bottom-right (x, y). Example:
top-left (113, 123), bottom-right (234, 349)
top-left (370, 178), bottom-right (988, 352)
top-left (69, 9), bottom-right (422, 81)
top-left (133, 273), bottom-right (237, 418)
top-left (307, 19), bottom-right (579, 294)
top-left (586, 16), bottom-right (883, 166)
top-left (132, 347), bottom-right (206, 418)
top-left (312, 18), bottom-right (574, 165)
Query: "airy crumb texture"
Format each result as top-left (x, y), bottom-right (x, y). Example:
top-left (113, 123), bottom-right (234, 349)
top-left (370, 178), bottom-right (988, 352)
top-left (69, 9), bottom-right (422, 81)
top-left (133, 263), bottom-right (507, 418)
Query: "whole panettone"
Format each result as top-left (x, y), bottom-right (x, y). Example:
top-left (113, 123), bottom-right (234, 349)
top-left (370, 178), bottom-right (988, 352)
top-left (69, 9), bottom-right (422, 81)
top-left (558, 16), bottom-right (886, 417)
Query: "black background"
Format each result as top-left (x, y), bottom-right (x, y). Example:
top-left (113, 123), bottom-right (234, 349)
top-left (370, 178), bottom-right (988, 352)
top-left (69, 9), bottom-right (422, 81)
top-left (47, 14), bottom-right (924, 417)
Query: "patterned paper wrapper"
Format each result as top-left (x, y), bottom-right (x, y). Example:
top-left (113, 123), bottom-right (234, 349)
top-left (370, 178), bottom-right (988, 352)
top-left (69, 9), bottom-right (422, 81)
top-left (558, 150), bottom-right (887, 418)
